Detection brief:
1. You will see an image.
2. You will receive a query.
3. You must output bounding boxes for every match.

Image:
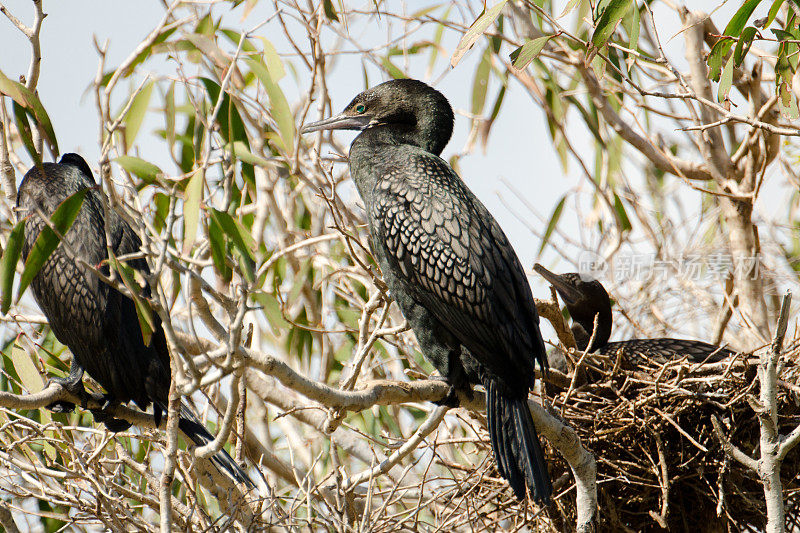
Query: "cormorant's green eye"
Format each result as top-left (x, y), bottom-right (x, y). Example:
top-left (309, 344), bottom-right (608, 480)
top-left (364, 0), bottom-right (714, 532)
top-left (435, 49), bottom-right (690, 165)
top-left (355, 104), bottom-right (366, 113)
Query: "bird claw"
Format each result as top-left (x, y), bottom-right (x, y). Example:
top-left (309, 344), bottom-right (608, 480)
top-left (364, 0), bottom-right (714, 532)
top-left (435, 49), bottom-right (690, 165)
top-left (91, 398), bottom-right (132, 432)
top-left (45, 375), bottom-right (90, 412)
top-left (433, 384), bottom-right (461, 408)
top-left (429, 375), bottom-right (473, 407)
top-left (91, 413), bottom-right (132, 433)
top-left (46, 400), bottom-right (76, 413)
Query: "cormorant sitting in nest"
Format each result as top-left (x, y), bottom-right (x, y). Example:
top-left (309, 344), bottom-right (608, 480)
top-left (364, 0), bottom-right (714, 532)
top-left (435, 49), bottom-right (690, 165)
top-left (534, 264), bottom-right (733, 366)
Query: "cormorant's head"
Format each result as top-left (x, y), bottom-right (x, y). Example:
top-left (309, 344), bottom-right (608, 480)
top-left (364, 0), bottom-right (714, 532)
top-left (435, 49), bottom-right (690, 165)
top-left (302, 78), bottom-right (455, 156)
top-left (534, 264), bottom-right (613, 350)
top-left (59, 153), bottom-right (95, 182)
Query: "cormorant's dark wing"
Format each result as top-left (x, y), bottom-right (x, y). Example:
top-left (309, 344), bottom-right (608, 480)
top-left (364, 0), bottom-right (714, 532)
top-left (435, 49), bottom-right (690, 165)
top-left (370, 151), bottom-right (546, 386)
top-left (111, 212), bottom-right (147, 271)
top-left (105, 209), bottom-right (172, 406)
top-left (600, 338), bottom-right (733, 365)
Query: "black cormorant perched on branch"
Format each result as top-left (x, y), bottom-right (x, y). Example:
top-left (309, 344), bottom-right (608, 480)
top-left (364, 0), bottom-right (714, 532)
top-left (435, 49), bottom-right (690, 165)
top-left (303, 79), bottom-right (552, 502)
top-left (17, 153), bottom-right (254, 489)
top-left (534, 264), bottom-right (733, 364)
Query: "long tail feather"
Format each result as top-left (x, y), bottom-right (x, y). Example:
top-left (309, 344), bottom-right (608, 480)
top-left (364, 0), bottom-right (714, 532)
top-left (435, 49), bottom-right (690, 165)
top-left (158, 402), bottom-right (256, 490)
top-left (485, 380), bottom-right (552, 502)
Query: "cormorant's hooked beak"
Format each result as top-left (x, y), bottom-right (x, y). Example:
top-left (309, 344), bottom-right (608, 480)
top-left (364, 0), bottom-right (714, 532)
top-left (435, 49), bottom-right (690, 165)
top-left (301, 113), bottom-right (373, 134)
top-left (533, 263), bottom-right (582, 305)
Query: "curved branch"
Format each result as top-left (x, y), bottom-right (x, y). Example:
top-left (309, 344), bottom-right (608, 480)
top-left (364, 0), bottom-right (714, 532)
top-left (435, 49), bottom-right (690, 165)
top-left (579, 64), bottom-right (713, 181)
top-left (242, 348), bottom-right (596, 529)
top-left (0, 349), bottom-right (593, 526)
top-left (342, 405), bottom-right (449, 490)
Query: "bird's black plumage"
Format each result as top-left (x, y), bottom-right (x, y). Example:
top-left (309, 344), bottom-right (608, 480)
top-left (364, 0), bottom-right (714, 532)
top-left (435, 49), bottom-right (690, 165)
top-left (303, 79), bottom-right (552, 502)
top-left (534, 264), bottom-right (734, 365)
top-left (17, 154), bottom-right (254, 489)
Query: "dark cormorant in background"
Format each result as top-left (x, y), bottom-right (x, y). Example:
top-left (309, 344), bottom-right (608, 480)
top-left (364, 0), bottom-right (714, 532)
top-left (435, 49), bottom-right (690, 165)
top-left (17, 153), bottom-right (254, 489)
top-left (534, 264), bottom-right (733, 364)
top-left (303, 79), bottom-right (552, 502)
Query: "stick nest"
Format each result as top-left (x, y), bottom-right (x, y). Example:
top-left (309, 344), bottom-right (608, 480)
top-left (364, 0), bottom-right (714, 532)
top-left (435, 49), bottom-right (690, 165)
top-left (555, 344), bottom-right (800, 531)
top-left (432, 344), bottom-right (800, 532)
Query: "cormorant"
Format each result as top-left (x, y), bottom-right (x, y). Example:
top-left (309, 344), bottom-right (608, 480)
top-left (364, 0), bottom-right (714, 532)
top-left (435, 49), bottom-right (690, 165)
top-left (533, 264), bottom-right (733, 364)
top-left (303, 79), bottom-right (552, 502)
top-left (17, 153), bottom-right (254, 489)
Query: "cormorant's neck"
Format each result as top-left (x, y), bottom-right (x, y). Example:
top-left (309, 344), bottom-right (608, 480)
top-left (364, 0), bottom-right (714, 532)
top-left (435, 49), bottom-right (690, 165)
top-left (571, 306), bottom-right (612, 351)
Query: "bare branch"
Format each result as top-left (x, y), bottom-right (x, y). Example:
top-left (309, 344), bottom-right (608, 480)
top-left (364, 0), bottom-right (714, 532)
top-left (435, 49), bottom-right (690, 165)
top-left (711, 415), bottom-right (758, 471)
top-left (342, 405), bottom-right (448, 490)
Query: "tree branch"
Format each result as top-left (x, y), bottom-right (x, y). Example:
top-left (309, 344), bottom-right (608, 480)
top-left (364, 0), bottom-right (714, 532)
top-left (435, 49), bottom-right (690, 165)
top-left (758, 292), bottom-right (791, 532)
top-left (578, 64), bottom-right (713, 181)
top-left (342, 405), bottom-right (449, 490)
top-left (711, 415), bottom-right (758, 471)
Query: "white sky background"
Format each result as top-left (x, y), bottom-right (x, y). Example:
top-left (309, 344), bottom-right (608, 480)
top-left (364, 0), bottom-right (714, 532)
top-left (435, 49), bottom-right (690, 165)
top-left (0, 0), bottom-right (789, 344)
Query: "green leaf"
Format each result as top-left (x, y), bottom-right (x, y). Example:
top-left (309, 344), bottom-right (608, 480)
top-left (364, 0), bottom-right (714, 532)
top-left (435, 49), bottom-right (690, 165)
top-left (488, 83), bottom-right (506, 122)
top-left (718, 56), bottom-right (735, 101)
top-left (591, 0), bottom-right (633, 49)
top-left (153, 192), bottom-right (171, 234)
top-left (109, 255), bottom-right (155, 346)
top-left (491, 14), bottom-right (504, 53)
top-left (707, 37), bottom-right (735, 81)
top-left (412, 4), bottom-right (442, 18)
top-left (0, 220), bottom-right (26, 314)
top-left (123, 80), bottom-right (155, 151)
top-left (773, 28), bottom-right (795, 41)
top-left (613, 192), bottom-right (632, 232)
top-left (219, 29), bottom-right (259, 54)
top-left (200, 78), bottom-right (249, 147)
top-left (12, 103), bottom-right (39, 166)
top-left (624, 2), bottom-right (640, 63)
top-left (115, 27), bottom-right (177, 80)
top-left (323, 0), bottom-right (339, 21)
top-left (558, 0), bottom-right (583, 19)
top-left (209, 209), bottom-right (255, 257)
top-left (510, 36), bottom-right (552, 70)
top-left (768, 0), bottom-right (786, 28)
top-left (565, 95), bottom-right (603, 144)
top-left (224, 141), bottom-right (273, 167)
top-left (208, 208), bottom-right (255, 282)
top-left (723, 0), bottom-right (761, 38)
top-left (707, 0), bottom-right (762, 78)
top-left (428, 7), bottom-right (452, 72)
top-left (451, 0), bottom-right (508, 67)
top-left (779, 82), bottom-right (799, 118)
top-left (539, 195), bottom-right (566, 255)
top-left (114, 155), bottom-right (162, 183)
top-left (18, 188), bottom-right (89, 302)
top-left (0, 69), bottom-right (59, 155)
top-left (165, 81), bottom-right (176, 150)
top-left (380, 57), bottom-right (407, 79)
top-left (734, 26), bottom-right (758, 66)
top-left (11, 341), bottom-right (44, 393)
top-left (259, 38), bottom-right (286, 82)
top-left (182, 170), bottom-right (204, 255)
top-left (184, 33), bottom-right (229, 71)
top-left (208, 214), bottom-right (231, 282)
top-left (245, 59), bottom-right (295, 153)
top-left (471, 48), bottom-right (491, 116)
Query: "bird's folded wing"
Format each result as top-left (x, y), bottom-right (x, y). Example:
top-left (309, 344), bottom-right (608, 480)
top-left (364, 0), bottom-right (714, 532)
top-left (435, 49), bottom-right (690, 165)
top-left (371, 153), bottom-right (546, 378)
